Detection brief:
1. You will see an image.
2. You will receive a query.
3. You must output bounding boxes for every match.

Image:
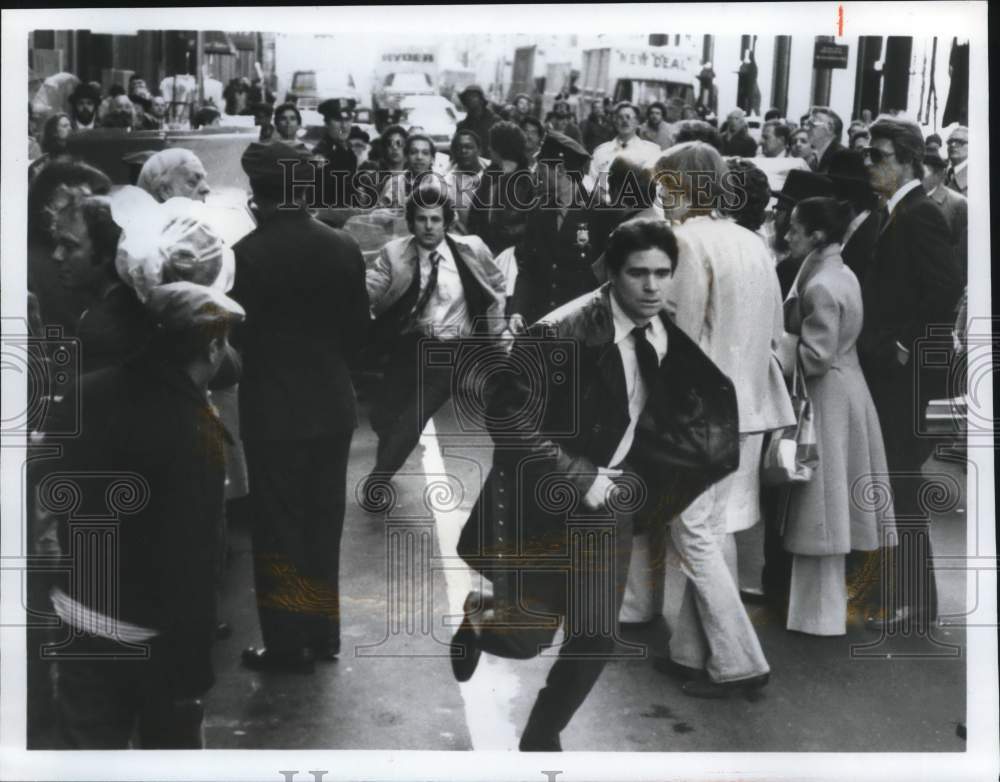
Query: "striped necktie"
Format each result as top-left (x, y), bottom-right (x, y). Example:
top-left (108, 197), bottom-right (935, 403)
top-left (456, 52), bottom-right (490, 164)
top-left (410, 250), bottom-right (442, 323)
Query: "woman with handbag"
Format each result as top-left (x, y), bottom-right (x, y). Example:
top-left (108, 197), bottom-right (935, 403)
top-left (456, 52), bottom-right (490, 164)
top-left (778, 197), bottom-right (895, 636)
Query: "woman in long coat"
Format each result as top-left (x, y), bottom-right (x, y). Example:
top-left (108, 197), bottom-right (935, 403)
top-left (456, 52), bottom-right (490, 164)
top-left (779, 197), bottom-right (895, 636)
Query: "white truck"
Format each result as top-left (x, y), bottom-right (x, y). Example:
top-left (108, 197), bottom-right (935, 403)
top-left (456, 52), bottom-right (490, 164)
top-left (579, 44), bottom-right (699, 115)
top-left (372, 45), bottom-right (439, 129)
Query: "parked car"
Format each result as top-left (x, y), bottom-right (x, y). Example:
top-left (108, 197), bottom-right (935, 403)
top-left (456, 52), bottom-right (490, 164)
top-left (287, 69), bottom-right (363, 112)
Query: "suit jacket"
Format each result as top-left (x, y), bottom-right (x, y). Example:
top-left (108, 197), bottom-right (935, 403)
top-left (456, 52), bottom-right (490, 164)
top-left (928, 183), bottom-right (968, 251)
top-left (859, 184), bottom-right (963, 412)
top-left (231, 208), bottom-right (369, 441)
top-left (458, 284), bottom-right (740, 588)
top-left (945, 162), bottom-right (968, 196)
top-left (841, 210), bottom-right (881, 286)
top-left (816, 140), bottom-right (845, 174)
top-left (366, 232), bottom-right (506, 338)
top-left (511, 193), bottom-right (601, 324)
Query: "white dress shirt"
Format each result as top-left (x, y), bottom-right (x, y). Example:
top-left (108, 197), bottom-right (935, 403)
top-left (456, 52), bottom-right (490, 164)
top-left (411, 240), bottom-right (471, 340)
top-left (885, 178), bottom-right (922, 215)
top-left (589, 134), bottom-right (663, 204)
top-left (606, 292), bottom-right (669, 469)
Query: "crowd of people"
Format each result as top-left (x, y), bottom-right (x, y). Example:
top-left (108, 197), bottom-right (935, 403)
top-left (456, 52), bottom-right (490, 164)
top-left (25, 73), bottom-right (969, 752)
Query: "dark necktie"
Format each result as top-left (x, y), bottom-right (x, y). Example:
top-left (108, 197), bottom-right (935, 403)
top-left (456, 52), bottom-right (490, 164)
top-left (631, 324), bottom-right (660, 391)
top-left (409, 250), bottom-right (442, 324)
top-left (877, 204), bottom-right (891, 236)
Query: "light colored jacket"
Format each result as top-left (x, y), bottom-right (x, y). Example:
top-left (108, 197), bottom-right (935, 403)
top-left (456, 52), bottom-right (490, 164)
top-left (366, 232), bottom-right (507, 336)
top-left (668, 214), bottom-right (795, 433)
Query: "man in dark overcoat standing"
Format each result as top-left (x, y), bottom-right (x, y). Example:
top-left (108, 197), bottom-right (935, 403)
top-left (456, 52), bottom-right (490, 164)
top-left (859, 115), bottom-right (964, 630)
top-left (452, 220), bottom-right (740, 750)
top-left (231, 142), bottom-right (370, 672)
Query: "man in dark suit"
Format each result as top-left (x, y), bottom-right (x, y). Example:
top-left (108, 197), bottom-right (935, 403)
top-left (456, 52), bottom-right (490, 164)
top-left (923, 152), bottom-right (968, 286)
top-left (231, 142), bottom-right (370, 673)
top-left (807, 107), bottom-right (845, 174)
top-left (45, 282), bottom-right (243, 748)
top-left (451, 220), bottom-right (740, 750)
top-left (360, 184), bottom-right (507, 509)
top-left (859, 115), bottom-right (964, 630)
top-left (510, 131), bottom-right (600, 327)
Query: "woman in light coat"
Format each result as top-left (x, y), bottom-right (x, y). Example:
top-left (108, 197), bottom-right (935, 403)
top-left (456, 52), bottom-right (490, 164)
top-left (654, 141), bottom-right (795, 697)
top-left (779, 197), bottom-right (895, 636)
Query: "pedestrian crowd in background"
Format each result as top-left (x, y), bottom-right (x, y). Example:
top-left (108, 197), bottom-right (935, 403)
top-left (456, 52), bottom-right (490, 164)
top-left (24, 69), bottom-right (970, 753)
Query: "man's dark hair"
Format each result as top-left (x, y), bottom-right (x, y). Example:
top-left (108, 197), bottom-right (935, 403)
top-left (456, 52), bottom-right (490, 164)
top-left (273, 102), bottom-right (301, 126)
top-left (613, 101), bottom-right (639, 118)
top-left (792, 196), bottom-right (851, 244)
top-left (404, 133), bottom-right (435, 159)
top-left (57, 194), bottom-right (121, 269)
top-left (108, 84), bottom-right (126, 98)
top-left (762, 119), bottom-right (792, 146)
top-left (673, 119), bottom-right (723, 151)
top-left (764, 108), bottom-right (783, 121)
top-left (404, 183), bottom-right (455, 229)
top-left (608, 156), bottom-right (654, 208)
top-left (519, 115), bottom-right (544, 136)
top-left (450, 128), bottom-right (481, 158)
top-left (193, 106), bottom-right (220, 129)
top-left (488, 121), bottom-right (529, 167)
top-left (723, 158), bottom-right (771, 232)
top-left (382, 124), bottom-right (409, 147)
top-left (29, 160), bottom-right (113, 239)
top-left (604, 218), bottom-right (679, 276)
top-left (647, 101), bottom-right (668, 118)
top-left (868, 114), bottom-right (926, 180)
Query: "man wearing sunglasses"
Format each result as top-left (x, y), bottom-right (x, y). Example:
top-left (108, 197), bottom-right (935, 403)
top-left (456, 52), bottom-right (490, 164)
top-left (944, 125), bottom-right (968, 195)
top-left (857, 115), bottom-right (963, 633)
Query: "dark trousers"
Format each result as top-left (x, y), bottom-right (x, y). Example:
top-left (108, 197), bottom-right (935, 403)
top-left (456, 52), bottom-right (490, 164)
top-left (244, 434), bottom-right (353, 656)
top-left (477, 511), bottom-right (634, 741)
top-left (55, 638), bottom-right (204, 749)
top-left (369, 335), bottom-right (457, 478)
top-left (869, 370), bottom-right (939, 622)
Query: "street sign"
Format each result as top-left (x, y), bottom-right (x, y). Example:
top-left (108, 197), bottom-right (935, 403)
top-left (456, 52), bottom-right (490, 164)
top-left (814, 42), bottom-right (849, 69)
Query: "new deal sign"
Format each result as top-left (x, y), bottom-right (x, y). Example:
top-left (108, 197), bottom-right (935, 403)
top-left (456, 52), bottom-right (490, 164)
top-left (813, 42), bottom-right (849, 69)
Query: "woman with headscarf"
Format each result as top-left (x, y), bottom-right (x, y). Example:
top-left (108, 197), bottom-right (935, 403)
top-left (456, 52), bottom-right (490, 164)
top-left (653, 141), bottom-right (794, 698)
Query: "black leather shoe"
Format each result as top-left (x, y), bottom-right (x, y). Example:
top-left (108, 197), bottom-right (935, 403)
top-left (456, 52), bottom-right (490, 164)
top-left (450, 591), bottom-right (483, 682)
top-left (519, 730), bottom-right (562, 752)
top-left (652, 657), bottom-right (704, 681)
top-left (241, 646), bottom-right (315, 674)
top-left (313, 640), bottom-right (341, 661)
top-left (681, 673), bottom-right (769, 699)
top-left (739, 587), bottom-right (768, 605)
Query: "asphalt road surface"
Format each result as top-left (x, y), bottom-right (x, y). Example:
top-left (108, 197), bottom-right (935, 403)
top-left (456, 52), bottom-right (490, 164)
top-left (204, 395), bottom-right (970, 752)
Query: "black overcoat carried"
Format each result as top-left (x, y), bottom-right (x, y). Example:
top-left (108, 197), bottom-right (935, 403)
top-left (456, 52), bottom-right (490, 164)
top-left (458, 285), bottom-right (740, 600)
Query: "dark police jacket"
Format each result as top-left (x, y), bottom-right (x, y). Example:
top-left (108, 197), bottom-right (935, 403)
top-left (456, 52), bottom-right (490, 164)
top-left (458, 285), bottom-right (739, 587)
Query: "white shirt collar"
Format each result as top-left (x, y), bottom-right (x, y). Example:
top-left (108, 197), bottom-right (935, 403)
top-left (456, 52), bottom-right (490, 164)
top-left (886, 178), bottom-right (922, 215)
top-left (417, 238), bottom-right (451, 265)
top-left (609, 290), bottom-right (667, 346)
top-left (953, 159), bottom-right (968, 174)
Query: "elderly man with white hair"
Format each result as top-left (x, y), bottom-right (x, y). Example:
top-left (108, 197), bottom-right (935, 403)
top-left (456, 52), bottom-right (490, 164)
top-left (137, 148), bottom-right (212, 203)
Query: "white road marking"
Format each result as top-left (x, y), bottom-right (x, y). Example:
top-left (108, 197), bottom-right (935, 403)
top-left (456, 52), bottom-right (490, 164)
top-left (419, 416), bottom-right (522, 750)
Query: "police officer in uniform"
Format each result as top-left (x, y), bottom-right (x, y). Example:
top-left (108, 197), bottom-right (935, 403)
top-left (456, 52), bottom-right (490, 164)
top-left (509, 130), bottom-right (600, 327)
top-left (313, 98), bottom-right (358, 209)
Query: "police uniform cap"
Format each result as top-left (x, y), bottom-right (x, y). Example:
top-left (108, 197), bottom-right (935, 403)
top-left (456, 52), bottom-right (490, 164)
top-left (538, 129), bottom-right (590, 167)
top-left (317, 98), bottom-right (357, 121)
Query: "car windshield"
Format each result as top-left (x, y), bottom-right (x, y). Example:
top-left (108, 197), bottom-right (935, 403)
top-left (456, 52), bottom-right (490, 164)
top-left (293, 71), bottom-right (356, 94)
top-left (385, 72), bottom-right (433, 90)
